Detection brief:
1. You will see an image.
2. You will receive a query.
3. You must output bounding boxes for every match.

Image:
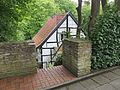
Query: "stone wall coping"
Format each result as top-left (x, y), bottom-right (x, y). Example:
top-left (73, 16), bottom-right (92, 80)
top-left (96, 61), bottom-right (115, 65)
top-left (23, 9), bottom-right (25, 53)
top-left (0, 40), bottom-right (34, 44)
top-left (63, 38), bottom-right (91, 43)
top-left (0, 40), bottom-right (35, 46)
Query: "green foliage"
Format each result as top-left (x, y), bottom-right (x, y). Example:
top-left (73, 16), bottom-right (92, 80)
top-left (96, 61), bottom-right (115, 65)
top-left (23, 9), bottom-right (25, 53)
top-left (91, 5), bottom-right (120, 69)
top-left (17, 0), bottom-right (77, 40)
top-left (81, 1), bottom-right (104, 35)
top-left (0, 0), bottom-right (77, 42)
top-left (47, 63), bottom-right (54, 67)
top-left (18, 0), bottom-right (62, 40)
top-left (0, 0), bottom-right (30, 42)
top-left (62, 30), bottom-right (72, 38)
top-left (54, 54), bottom-right (63, 66)
top-left (54, 0), bottom-right (77, 16)
top-left (81, 3), bottom-right (91, 32)
top-left (84, 1), bottom-right (90, 6)
top-left (17, 0), bottom-right (76, 40)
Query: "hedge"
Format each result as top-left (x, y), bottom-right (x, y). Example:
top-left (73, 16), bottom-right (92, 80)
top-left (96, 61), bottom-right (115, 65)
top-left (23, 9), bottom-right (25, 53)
top-left (91, 5), bottom-right (120, 69)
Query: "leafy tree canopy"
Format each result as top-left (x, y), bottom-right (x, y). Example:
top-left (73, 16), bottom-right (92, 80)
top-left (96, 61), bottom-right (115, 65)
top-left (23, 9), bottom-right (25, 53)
top-left (0, 0), bottom-right (77, 42)
top-left (0, 0), bottom-right (30, 42)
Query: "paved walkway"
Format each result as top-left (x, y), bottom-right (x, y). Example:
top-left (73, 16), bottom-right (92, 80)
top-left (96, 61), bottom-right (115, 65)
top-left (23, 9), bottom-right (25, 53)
top-left (52, 68), bottom-right (120, 90)
top-left (0, 66), bottom-right (75, 90)
top-left (1, 66), bottom-right (120, 90)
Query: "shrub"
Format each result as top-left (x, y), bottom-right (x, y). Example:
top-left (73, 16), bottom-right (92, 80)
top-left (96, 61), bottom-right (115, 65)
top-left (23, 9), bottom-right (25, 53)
top-left (54, 54), bottom-right (63, 66)
top-left (91, 5), bottom-right (120, 69)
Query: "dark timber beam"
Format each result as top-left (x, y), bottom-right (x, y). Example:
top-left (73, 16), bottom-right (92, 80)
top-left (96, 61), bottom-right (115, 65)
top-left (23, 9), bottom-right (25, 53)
top-left (41, 48), bottom-right (43, 68)
top-left (56, 29), bottom-right (59, 47)
top-left (66, 15), bottom-right (69, 38)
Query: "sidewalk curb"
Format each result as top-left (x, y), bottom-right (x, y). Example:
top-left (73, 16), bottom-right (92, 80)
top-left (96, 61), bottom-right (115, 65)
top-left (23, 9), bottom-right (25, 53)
top-left (46, 66), bottom-right (120, 90)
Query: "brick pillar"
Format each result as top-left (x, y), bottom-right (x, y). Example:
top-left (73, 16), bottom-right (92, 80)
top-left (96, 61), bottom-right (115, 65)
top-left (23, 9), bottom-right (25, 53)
top-left (63, 39), bottom-right (91, 77)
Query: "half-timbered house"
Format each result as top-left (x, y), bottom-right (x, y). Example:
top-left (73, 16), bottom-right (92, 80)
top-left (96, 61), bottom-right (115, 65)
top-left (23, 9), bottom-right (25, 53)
top-left (32, 12), bottom-right (85, 68)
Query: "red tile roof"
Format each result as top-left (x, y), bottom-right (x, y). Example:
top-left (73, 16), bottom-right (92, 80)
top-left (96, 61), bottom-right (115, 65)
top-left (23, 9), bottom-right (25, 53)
top-left (32, 13), bottom-right (67, 47)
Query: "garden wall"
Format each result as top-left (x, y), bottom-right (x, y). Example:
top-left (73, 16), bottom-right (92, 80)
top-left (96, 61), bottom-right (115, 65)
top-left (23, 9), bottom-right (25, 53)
top-left (63, 39), bottom-right (91, 77)
top-left (0, 40), bottom-right (37, 79)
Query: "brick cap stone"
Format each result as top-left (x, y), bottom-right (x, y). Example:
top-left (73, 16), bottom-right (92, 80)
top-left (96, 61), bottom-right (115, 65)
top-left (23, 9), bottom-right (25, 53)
top-left (0, 40), bottom-right (34, 44)
top-left (63, 38), bottom-right (91, 44)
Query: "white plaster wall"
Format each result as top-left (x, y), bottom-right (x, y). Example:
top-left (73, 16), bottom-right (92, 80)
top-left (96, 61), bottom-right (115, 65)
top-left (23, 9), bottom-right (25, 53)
top-left (47, 31), bottom-right (57, 42)
top-left (68, 16), bottom-right (77, 27)
top-left (36, 49), bottom-right (41, 62)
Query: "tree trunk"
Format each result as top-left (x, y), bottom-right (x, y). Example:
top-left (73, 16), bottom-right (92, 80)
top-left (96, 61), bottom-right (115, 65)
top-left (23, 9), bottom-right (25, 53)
top-left (87, 0), bottom-right (100, 38)
top-left (115, 0), bottom-right (120, 11)
top-left (101, 0), bottom-right (107, 12)
top-left (76, 0), bottom-right (82, 38)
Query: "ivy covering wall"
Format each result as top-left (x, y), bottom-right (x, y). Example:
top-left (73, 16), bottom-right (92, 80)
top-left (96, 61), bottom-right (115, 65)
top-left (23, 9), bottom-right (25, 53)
top-left (91, 5), bottom-right (120, 69)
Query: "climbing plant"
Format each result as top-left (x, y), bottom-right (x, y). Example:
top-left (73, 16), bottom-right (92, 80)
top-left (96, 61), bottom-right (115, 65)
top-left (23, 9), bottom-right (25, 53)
top-left (91, 5), bottom-right (120, 69)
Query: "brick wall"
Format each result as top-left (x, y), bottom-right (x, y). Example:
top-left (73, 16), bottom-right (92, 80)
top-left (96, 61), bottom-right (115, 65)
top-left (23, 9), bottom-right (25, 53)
top-left (63, 39), bottom-right (91, 77)
top-left (0, 40), bottom-right (37, 79)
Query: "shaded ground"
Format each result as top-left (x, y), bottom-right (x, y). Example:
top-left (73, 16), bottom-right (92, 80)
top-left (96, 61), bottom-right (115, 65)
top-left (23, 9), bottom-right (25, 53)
top-left (0, 66), bottom-right (75, 90)
top-left (52, 68), bottom-right (120, 90)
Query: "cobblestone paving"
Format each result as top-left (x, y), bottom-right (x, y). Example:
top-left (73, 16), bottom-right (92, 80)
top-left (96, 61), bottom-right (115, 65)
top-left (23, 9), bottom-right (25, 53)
top-left (53, 68), bottom-right (120, 90)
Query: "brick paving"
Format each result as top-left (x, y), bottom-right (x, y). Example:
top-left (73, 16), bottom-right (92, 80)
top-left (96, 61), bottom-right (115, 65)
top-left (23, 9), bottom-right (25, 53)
top-left (52, 68), bottom-right (120, 90)
top-left (0, 65), bottom-right (75, 90)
